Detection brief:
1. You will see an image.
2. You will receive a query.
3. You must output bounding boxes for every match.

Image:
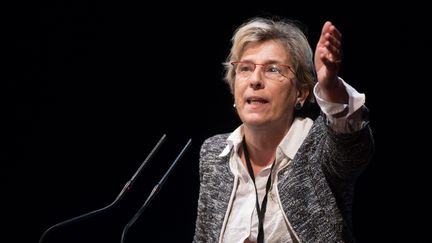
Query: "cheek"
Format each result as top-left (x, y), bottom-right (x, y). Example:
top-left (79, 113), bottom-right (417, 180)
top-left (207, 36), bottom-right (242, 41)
top-left (276, 88), bottom-right (297, 109)
top-left (234, 80), bottom-right (245, 102)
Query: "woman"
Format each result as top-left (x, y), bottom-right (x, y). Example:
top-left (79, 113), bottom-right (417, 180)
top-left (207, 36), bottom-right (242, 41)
top-left (193, 17), bottom-right (373, 243)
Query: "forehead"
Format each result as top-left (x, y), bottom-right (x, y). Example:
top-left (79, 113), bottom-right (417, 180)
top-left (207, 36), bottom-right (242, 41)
top-left (240, 40), bottom-right (291, 64)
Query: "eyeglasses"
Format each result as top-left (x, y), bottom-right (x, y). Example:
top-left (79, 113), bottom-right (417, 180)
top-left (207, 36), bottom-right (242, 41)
top-left (231, 61), bottom-right (295, 81)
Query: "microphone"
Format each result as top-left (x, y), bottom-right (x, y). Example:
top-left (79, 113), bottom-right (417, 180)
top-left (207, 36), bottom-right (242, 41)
top-left (38, 134), bottom-right (167, 243)
top-left (120, 138), bottom-right (192, 243)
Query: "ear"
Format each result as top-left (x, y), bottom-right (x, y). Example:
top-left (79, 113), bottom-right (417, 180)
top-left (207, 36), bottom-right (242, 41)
top-left (296, 87), bottom-right (310, 105)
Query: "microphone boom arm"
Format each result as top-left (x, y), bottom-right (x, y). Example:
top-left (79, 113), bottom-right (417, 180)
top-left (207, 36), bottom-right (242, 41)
top-left (38, 134), bottom-right (167, 243)
top-left (120, 138), bottom-right (192, 243)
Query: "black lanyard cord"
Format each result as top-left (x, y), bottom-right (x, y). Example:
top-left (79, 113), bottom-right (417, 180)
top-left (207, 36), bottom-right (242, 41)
top-left (242, 137), bottom-right (275, 243)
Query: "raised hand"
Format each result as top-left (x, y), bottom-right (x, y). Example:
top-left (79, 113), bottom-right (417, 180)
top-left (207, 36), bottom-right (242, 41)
top-left (314, 21), bottom-right (347, 103)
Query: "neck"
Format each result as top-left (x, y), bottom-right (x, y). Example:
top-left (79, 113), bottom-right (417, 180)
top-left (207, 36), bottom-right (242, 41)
top-left (241, 121), bottom-right (292, 173)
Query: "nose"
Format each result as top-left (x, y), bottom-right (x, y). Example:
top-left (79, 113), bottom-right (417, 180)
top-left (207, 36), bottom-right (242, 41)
top-left (249, 66), bottom-right (265, 90)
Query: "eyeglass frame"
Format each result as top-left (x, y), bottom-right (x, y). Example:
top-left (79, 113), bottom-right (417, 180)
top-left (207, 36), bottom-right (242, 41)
top-left (231, 61), bottom-right (296, 81)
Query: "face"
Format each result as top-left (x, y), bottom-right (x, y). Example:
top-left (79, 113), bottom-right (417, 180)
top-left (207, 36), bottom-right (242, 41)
top-left (234, 40), bottom-right (306, 130)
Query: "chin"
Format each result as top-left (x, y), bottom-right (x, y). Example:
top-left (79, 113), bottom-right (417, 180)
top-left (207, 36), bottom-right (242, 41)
top-left (243, 118), bottom-right (269, 127)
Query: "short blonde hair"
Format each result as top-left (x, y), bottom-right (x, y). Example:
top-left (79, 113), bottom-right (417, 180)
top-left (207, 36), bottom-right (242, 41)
top-left (224, 17), bottom-right (317, 103)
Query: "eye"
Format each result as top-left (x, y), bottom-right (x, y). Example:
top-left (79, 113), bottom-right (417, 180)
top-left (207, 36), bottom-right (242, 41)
top-left (237, 63), bottom-right (254, 72)
top-left (265, 64), bottom-right (282, 73)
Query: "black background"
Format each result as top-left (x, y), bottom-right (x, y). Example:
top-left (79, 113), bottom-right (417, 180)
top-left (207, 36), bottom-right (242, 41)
top-left (6, 1), bottom-right (430, 243)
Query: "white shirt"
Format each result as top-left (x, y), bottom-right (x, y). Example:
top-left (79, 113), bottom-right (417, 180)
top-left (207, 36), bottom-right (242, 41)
top-left (219, 80), bottom-right (365, 243)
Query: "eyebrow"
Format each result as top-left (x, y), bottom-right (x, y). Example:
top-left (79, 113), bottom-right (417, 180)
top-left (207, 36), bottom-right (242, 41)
top-left (239, 59), bottom-right (288, 65)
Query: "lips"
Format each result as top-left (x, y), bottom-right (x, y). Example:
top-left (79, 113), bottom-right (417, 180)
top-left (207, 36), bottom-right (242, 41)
top-left (246, 96), bottom-right (269, 104)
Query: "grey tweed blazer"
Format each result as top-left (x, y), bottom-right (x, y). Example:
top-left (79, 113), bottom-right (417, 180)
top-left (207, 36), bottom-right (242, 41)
top-left (193, 115), bottom-right (374, 243)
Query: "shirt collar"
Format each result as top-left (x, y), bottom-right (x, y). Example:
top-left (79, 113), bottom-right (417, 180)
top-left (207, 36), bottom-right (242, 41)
top-left (219, 125), bottom-right (243, 157)
top-left (218, 117), bottom-right (313, 159)
top-left (279, 117), bottom-right (313, 160)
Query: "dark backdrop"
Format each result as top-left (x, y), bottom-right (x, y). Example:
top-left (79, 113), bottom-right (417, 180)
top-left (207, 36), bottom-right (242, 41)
top-left (6, 1), bottom-right (430, 243)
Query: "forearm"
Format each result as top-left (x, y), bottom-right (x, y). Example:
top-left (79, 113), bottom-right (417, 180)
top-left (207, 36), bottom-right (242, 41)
top-left (314, 78), bottom-right (367, 133)
top-left (321, 118), bottom-right (374, 181)
top-left (316, 77), bottom-right (349, 104)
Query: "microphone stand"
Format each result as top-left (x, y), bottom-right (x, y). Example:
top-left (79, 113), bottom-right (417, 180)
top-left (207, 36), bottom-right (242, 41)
top-left (38, 134), bottom-right (167, 243)
top-left (120, 138), bottom-right (192, 243)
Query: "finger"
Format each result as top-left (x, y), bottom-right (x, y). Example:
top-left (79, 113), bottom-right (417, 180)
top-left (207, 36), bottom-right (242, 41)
top-left (318, 21), bottom-right (333, 45)
top-left (321, 21), bottom-right (333, 37)
top-left (323, 25), bottom-right (343, 63)
top-left (319, 48), bottom-right (341, 65)
top-left (325, 32), bottom-right (341, 49)
top-left (328, 23), bottom-right (342, 41)
top-left (324, 40), bottom-right (343, 61)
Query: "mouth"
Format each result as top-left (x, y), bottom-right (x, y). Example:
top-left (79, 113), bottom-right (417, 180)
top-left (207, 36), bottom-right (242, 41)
top-left (246, 97), bottom-right (269, 105)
